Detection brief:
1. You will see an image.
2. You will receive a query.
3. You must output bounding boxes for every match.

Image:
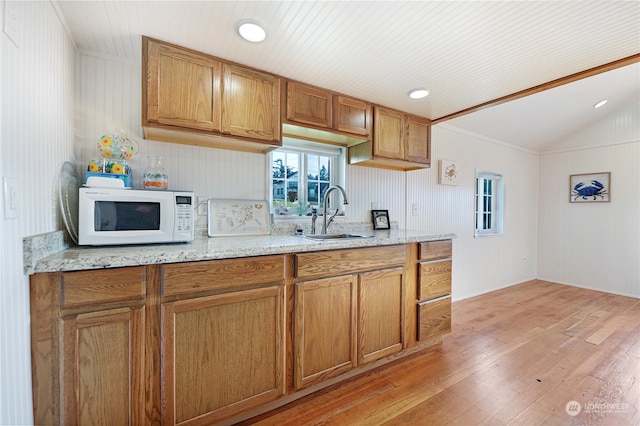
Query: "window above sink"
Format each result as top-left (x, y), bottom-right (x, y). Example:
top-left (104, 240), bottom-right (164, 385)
top-left (268, 137), bottom-right (346, 218)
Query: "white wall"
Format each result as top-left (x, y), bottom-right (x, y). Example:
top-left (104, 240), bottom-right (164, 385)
top-left (0, 1), bottom-right (76, 424)
top-left (538, 101), bottom-right (640, 297)
top-left (407, 125), bottom-right (540, 300)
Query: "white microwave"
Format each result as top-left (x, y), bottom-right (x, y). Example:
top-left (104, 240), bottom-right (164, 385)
top-left (78, 188), bottom-right (195, 246)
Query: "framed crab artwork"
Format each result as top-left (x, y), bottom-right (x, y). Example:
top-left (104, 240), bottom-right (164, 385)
top-left (439, 159), bottom-right (459, 186)
top-left (570, 172), bottom-right (610, 203)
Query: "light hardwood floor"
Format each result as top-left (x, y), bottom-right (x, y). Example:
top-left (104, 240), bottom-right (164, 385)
top-left (241, 280), bottom-right (639, 425)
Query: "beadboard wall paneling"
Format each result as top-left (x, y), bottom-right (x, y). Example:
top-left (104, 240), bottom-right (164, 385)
top-left (538, 102), bottom-right (640, 297)
top-left (345, 164), bottom-right (407, 226)
top-left (407, 125), bottom-right (539, 301)
top-left (0, 1), bottom-right (76, 423)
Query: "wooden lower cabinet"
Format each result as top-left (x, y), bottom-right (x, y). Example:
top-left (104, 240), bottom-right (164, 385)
top-left (61, 306), bottom-right (146, 425)
top-left (30, 243), bottom-right (451, 425)
top-left (162, 286), bottom-right (285, 425)
top-left (293, 247), bottom-right (408, 391)
top-left (358, 267), bottom-right (405, 365)
top-left (417, 240), bottom-right (453, 341)
top-left (293, 275), bottom-right (358, 390)
top-left (30, 267), bottom-right (147, 426)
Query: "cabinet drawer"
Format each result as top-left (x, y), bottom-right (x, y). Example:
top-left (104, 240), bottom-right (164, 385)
top-left (163, 255), bottom-right (285, 297)
top-left (61, 267), bottom-right (145, 309)
top-left (294, 245), bottom-right (406, 280)
top-left (417, 296), bottom-right (451, 341)
top-left (418, 259), bottom-right (451, 300)
top-left (419, 240), bottom-right (452, 261)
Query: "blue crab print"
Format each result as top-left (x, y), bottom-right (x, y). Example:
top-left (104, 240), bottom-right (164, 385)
top-left (572, 180), bottom-right (607, 201)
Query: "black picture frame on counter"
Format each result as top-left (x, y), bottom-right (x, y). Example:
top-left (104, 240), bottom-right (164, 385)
top-left (371, 210), bottom-right (390, 230)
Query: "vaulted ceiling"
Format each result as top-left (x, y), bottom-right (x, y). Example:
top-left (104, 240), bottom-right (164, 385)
top-left (54, 0), bottom-right (640, 151)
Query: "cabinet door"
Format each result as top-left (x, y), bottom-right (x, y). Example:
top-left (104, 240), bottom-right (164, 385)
top-left (287, 82), bottom-right (332, 128)
top-left (145, 38), bottom-right (221, 131)
top-left (406, 114), bottom-right (431, 164)
top-left (222, 64), bottom-right (281, 142)
top-left (294, 275), bottom-right (357, 390)
top-left (335, 95), bottom-right (372, 136)
top-left (373, 106), bottom-right (405, 160)
top-left (61, 306), bottom-right (145, 425)
top-left (358, 268), bottom-right (405, 365)
top-left (162, 286), bottom-right (284, 425)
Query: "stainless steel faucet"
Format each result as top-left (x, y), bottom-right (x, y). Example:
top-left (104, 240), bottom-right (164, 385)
top-left (310, 207), bottom-right (318, 234)
top-left (321, 185), bottom-right (349, 234)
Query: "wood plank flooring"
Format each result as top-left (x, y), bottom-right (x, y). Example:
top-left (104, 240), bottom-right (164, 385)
top-left (240, 280), bottom-right (639, 426)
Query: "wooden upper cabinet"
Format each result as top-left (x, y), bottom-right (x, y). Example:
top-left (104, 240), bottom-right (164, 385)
top-left (335, 95), bottom-right (372, 136)
top-left (350, 105), bottom-right (431, 170)
top-left (406, 114), bottom-right (431, 164)
top-left (287, 81), bottom-right (333, 128)
top-left (142, 36), bottom-right (281, 152)
top-left (145, 37), bottom-right (221, 132)
top-left (222, 64), bottom-right (281, 142)
top-left (374, 106), bottom-right (431, 164)
top-left (373, 106), bottom-right (405, 160)
top-left (284, 80), bottom-right (372, 138)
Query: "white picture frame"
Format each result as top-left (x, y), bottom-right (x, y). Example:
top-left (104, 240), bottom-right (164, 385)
top-left (439, 159), bottom-right (459, 186)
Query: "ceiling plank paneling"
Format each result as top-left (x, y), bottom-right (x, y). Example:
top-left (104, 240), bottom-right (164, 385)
top-left (54, 0), bottom-right (640, 150)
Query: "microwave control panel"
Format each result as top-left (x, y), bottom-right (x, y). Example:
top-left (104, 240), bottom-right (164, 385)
top-left (175, 194), bottom-right (194, 233)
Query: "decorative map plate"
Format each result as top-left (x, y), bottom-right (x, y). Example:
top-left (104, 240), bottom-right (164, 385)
top-left (207, 199), bottom-right (271, 237)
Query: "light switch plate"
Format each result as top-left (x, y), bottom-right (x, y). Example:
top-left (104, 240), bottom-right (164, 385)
top-left (3, 177), bottom-right (19, 219)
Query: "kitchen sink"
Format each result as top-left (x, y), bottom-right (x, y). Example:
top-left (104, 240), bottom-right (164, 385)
top-left (301, 233), bottom-right (375, 241)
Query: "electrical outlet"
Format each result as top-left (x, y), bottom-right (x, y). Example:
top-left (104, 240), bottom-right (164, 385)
top-left (371, 201), bottom-right (379, 210)
top-left (197, 196), bottom-right (211, 216)
top-left (411, 203), bottom-right (419, 216)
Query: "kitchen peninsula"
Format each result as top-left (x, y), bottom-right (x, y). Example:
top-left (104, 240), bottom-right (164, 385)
top-left (29, 229), bottom-right (454, 425)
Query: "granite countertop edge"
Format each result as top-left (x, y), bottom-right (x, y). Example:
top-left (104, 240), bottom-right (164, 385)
top-left (29, 229), bottom-right (456, 274)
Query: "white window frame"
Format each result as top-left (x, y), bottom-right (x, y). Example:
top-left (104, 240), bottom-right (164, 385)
top-left (475, 171), bottom-right (504, 237)
top-left (268, 137), bottom-right (346, 219)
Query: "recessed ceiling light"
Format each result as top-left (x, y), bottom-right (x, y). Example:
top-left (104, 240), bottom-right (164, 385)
top-left (237, 20), bottom-right (266, 43)
top-left (593, 99), bottom-right (608, 109)
top-left (408, 89), bottom-right (429, 99)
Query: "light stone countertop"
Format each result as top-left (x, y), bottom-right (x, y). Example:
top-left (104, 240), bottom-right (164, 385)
top-left (30, 229), bottom-right (455, 274)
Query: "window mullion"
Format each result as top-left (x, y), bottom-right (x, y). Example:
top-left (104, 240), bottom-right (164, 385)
top-left (299, 153), bottom-right (307, 206)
